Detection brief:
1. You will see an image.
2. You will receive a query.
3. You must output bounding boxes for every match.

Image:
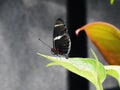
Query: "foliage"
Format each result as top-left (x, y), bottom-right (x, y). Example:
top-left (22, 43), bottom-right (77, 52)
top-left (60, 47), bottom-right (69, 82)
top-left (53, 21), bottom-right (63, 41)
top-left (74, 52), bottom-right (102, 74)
top-left (110, 0), bottom-right (115, 5)
top-left (38, 52), bottom-right (105, 90)
top-left (38, 19), bottom-right (120, 90)
top-left (76, 22), bottom-right (120, 65)
top-left (38, 52), bottom-right (120, 90)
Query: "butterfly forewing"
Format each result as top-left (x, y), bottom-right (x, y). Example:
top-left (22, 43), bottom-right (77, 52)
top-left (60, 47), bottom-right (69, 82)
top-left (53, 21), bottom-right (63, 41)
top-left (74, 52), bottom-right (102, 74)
top-left (53, 19), bottom-right (67, 38)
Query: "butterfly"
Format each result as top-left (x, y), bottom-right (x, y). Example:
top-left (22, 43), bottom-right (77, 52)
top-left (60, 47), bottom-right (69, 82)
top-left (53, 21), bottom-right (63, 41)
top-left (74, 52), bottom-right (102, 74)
top-left (51, 18), bottom-right (71, 58)
top-left (39, 18), bottom-right (71, 58)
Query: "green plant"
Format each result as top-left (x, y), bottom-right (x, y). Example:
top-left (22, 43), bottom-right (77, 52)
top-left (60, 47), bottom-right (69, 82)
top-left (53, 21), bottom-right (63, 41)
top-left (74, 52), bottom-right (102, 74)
top-left (38, 21), bottom-right (120, 90)
top-left (110, 0), bottom-right (115, 5)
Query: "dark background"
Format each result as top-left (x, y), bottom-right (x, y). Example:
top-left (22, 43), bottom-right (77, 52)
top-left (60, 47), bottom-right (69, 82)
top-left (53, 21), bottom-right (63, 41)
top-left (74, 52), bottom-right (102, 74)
top-left (0, 0), bottom-right (120, 90)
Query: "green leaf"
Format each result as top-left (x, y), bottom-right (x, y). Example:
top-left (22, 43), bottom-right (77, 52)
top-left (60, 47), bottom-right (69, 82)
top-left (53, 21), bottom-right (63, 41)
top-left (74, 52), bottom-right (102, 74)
top-left (105, 65), bottom-right (120, 86)
top-left (76, 22), bottom-right (120, 65)
top-left (38, 53), bottom-right (106, 90)
top-left (110, 0), bottom-right (115, 5)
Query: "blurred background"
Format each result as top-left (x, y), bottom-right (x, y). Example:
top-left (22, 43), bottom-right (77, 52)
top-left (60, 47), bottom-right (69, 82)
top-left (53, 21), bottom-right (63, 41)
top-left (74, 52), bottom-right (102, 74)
top-left (0, 0), bottom-right (120, 90)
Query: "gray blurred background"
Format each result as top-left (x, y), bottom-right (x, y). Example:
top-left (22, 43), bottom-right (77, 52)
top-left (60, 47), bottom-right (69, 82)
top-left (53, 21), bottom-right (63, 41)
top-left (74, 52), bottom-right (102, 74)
top-left (0, 0), bottom-right (120, 90)
top-left (0, 0), bottom-right (67, 90)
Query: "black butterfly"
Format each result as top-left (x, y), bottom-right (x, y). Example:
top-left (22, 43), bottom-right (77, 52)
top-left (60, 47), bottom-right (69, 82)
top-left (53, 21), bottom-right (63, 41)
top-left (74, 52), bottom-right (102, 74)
top-left (51, 18), bottom-right (71, 58)
top-left (39, 18), bottom-right (71, 58)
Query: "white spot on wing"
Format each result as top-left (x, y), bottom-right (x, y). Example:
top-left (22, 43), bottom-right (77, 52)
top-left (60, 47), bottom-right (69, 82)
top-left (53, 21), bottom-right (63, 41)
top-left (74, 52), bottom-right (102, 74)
top-left (54, 24), bottom-right (64, 27)
top-left (67, 37), bottom-right (71, 55)
top-left (54, 35), bottom-right (63, 40)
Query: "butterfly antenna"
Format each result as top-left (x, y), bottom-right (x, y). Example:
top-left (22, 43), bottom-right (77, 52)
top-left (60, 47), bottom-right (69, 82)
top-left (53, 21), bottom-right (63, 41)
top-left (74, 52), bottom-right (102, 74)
top-left (38, 38), bottom-right (51, 49)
